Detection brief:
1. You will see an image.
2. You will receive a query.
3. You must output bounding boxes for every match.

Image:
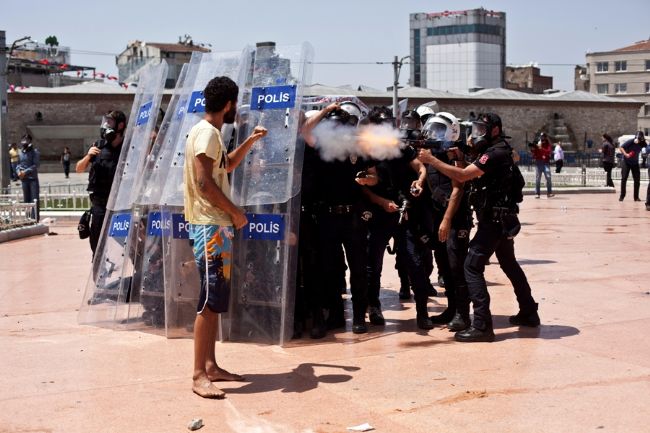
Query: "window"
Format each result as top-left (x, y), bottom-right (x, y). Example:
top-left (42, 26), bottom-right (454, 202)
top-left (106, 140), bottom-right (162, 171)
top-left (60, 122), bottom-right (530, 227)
top-left (614, 83), bottom-right (627, 94)
top-left (596, 62), bottom-right (608, 73)
top-left (646, 60), bottom-right (650, 70)
top-left (646, 83), bottom-right (650, 93)
top-left (615, 61), bottom-right (627, 72)
top-left (596, 84), bottom-right (608, 94)
top-left (645, 105), bottom-right (650, 116)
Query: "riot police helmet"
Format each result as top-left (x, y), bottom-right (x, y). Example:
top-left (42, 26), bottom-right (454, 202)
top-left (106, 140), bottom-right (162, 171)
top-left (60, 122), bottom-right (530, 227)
top-left (400, 110), bottom-right (421, 131)
top-left (415, 105), bottom-right (435, 124)
top-left (327, 101), bottom-right (363, 127)
top-left (422, 112), bottom-right (460, 142)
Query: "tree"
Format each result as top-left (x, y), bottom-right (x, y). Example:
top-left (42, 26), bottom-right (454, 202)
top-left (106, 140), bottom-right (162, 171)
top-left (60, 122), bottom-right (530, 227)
top-left (45, 35), bottom-right (59, 47)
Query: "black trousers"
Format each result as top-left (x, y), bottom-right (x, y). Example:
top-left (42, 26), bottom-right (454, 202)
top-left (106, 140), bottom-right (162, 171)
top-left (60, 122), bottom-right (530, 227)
top-left (318, 211), bottom-right (369, 322)
top-left (620, 163), bottom-right (640, 200)
top-left (555, 159), bottom-right (563, 173)
top-left (367, 211), bottom-right (399, 309)
top-left (464, 220), bottom-right (536, 331)
top-left (89, 196), bottom-right (108, 258)
top-left (405, 211), bottom-right (456, 318)
top-left (447, 227), bottom-right (471, 317)
top-left (295, 210), bottom-right (322, 325)
top-left (602, 162), bottom-right (615, 187)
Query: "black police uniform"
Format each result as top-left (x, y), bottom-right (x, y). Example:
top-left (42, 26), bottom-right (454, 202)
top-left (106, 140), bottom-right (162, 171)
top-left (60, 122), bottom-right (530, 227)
top-left (420, 158), bottom-right (460, 320)
top-left (464, 139), bottom-right (537, 333)
top-left (313, 155), bottom-right (372, 331)
top-left (87, 139), bottom-right (122, 257)
top-left (424, 156), bottom-right (472, 326)
top-left (294, 142), bottom-right (325, 337)
top-left (366, 146), bottom-right (426, 314)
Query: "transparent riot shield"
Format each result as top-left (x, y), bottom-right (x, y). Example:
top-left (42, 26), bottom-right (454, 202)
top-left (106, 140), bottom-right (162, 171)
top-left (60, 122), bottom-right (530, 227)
top-left (78, 61), bottom-right (168, 328)
top-left (159, 50), bottom-right (252, 338)
top-left (115, 64), bottom-right (190, 335)
top-left (225, 42), bottom-right (313, 345)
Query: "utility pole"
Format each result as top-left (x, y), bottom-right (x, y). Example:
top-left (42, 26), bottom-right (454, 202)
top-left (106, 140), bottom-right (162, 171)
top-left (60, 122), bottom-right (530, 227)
top-left (392, 55), bottom-right (410, 119)
top-left (0, 31), bottom-right (9, 191)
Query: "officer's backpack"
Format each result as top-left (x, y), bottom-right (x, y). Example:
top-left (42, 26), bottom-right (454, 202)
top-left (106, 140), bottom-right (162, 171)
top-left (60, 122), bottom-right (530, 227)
top-left (510, 162), bottom-right (525, 204)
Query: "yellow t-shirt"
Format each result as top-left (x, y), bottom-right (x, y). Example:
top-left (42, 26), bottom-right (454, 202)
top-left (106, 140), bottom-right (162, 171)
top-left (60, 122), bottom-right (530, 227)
top-left (183, 119), bottom-right (232, 226)
top-left (9, 148), bottom-right (19, 163)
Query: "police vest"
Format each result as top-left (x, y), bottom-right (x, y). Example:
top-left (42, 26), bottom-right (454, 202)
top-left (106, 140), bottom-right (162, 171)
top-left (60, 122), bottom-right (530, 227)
top-left (469, 140), bottom-right (521, 218)
top-left (87, 140), bottom-right (122, 200)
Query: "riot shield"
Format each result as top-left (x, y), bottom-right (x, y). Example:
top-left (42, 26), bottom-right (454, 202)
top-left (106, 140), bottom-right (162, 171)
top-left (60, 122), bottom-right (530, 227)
top-left (159, 50), bottom-right (252, 338)
top-left (116, 64), bottom-right (190, 335)
top-left (225, 42), bottom-right (313, 345)
top-left (78, 61), bottom-right (168, 328)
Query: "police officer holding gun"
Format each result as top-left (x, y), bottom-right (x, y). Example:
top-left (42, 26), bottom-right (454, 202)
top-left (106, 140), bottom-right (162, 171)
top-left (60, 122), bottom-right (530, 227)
top-left (418, 113), bottom-right (539, 342)
top-left (361, 106), bottom-right (431, 329)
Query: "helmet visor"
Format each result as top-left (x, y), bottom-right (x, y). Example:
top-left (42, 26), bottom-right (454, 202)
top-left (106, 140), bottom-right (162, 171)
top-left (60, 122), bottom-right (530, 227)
top-left (470, 121), bottom-right (488, 139)
top-left (424, 122), bottom-right (447, 140)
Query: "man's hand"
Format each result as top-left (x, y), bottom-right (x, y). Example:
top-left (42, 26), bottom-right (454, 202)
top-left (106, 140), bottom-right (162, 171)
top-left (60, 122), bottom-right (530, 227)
top-left (355, 174), bottom-right (376, 186)
top-left (17, 170), bottom-right (25, 179)
top-left (382, 200), bottom-right (400, 213)
top-left (324, 102), bottom-right (341, 114)
top-left (410, 180), bottom-right (423, 197)
top-left (249, 126), bottom-right (268, 142)
top-left (230, 208), bottom-right (248, 230)
top-left (417, 149), bottom-right (436, 165)
top-left (87, 146), bottom-right (100, 157)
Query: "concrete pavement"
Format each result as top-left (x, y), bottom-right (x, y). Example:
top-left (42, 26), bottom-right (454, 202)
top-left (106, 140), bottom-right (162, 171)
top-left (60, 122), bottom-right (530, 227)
top-left (1, 193), bottom-right (649, 433)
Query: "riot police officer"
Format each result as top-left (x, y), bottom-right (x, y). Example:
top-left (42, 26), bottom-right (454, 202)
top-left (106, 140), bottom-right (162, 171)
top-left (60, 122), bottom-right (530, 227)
top-left (419, 113), bottom-right (539, 342)
top-left (305, 101), bottom-right (377, 335)
top-left (417, 113), bottom-right (472, 331)
top-left (362, 106), bottom-right (429, 327)
top-left (76, 110), bottom-right (127, 257)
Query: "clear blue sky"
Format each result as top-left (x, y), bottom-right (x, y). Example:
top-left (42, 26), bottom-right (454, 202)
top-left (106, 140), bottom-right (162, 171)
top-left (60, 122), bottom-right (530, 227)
top-left (3, 0), bottom-right (649, 91)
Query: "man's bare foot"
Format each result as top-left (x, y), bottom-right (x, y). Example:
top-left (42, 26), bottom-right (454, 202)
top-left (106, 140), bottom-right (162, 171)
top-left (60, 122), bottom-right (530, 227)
top-left (207, 366), bottom-right (245, 382)
top-left (192, 375), bottom-right (226, 399)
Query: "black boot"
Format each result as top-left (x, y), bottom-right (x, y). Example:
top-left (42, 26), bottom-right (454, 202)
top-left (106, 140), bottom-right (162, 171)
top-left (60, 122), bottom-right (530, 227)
top-left (368, 306), bottom-right (385, 325)
top-left (455, 326), bottom-right (495, 342)
top-left (447, 312), bottom-right (470, 332)
top-left (509, 310), bottom-right (540, 327)
top-left (430, 308), bottom-right (455, 324)
top-left (416, 315), bottom-right (434, 330)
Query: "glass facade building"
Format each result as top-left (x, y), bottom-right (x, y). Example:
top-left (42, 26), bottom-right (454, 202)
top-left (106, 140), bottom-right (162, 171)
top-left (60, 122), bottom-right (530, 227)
top-left (410, 9), bottom-right (506, 93)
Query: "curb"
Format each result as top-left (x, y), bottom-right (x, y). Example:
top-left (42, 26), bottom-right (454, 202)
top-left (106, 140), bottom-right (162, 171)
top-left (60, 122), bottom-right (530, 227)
top-left (0, 224), bottom-right (50, 243)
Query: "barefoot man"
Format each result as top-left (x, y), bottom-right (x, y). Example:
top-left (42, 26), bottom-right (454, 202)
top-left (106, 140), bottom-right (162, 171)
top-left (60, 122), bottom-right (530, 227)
top-left (183, 76), bottom-right (267, 398)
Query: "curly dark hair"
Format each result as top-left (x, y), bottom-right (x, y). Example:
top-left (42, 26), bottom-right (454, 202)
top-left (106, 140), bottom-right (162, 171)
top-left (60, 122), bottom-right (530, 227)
top-left (203, 76), bottom-right (238, 113)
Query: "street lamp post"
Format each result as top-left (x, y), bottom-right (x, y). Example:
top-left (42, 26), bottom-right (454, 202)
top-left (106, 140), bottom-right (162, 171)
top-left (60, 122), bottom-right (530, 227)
top-left (392, 55), bottom-right (410, 119)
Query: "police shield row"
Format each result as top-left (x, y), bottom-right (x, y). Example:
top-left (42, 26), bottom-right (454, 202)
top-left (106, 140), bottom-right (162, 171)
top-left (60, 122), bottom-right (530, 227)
top-left (295, 102), bottom-right (539, 342)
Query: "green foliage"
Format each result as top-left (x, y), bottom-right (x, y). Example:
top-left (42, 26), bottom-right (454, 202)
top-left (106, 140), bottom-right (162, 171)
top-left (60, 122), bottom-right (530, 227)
top-left (45, 35), bottom-right (59, 47)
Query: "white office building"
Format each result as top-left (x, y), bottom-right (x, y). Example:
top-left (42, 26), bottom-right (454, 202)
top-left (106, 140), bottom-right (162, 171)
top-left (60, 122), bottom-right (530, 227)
top-left (409, 8), bottom-right (506, 93)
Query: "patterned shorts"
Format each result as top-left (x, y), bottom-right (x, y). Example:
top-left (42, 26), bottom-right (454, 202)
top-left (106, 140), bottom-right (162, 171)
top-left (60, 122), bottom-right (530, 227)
top-left (189, 224), bottom-right (234, 314)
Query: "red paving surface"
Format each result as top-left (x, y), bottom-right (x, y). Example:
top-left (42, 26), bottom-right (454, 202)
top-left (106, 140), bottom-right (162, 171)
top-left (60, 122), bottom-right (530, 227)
top-left (1, 193), bottom-right (649, 433)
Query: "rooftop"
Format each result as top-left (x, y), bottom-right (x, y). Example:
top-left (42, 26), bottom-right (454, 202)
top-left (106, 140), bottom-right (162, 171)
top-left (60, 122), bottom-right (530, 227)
top-left (613, 39), bottom-right (650, 52)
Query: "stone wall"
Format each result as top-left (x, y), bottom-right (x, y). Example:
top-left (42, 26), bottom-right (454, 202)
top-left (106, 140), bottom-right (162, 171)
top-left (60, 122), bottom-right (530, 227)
top-left (355, 96), bottom-right (641, 151)
top-left (7, 92), bottom-right (170, 171)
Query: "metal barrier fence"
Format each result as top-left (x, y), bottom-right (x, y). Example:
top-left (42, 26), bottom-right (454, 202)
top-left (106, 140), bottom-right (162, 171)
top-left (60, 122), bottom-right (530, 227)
top-left (0, 201), bottom-right (38, 231)
top-left (0, 192), bottom-right (90, 211)
top-left (1, 183), bottom-right (88, 195)
top-left (520, 166), bottom-right (648, 187)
